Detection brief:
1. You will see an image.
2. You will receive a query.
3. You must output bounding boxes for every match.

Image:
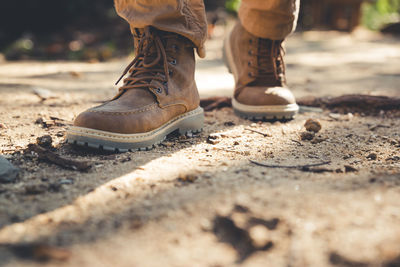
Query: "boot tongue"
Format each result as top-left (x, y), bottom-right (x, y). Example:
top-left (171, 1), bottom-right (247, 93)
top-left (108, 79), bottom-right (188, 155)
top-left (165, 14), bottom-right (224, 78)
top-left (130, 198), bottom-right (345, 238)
top-left (124, 28), bottom-right (167, 89)
top-left (114, 26), bottom-right (184, 103)
top-left (134, 27), bottom-right (166, 65)
top-left (257, 39), bottom-right (272, 73)
top-left (251, 39), bottom-right (283, 87)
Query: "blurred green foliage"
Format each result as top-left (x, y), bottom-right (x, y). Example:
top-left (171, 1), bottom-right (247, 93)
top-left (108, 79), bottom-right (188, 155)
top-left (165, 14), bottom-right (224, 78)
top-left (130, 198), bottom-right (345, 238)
top-left (225, 0), bottom-right (241, 13)
top-left (362, 0), bottom-right (400, 30)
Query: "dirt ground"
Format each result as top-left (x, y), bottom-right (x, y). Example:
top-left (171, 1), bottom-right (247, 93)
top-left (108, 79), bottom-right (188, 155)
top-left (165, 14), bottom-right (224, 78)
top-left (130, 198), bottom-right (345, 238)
top-left (0, 27), bottom-right (399, 267)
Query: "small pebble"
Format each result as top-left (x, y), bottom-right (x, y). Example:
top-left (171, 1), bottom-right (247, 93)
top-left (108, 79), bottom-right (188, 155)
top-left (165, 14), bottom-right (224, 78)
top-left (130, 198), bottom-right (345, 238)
top-left (207, 134), bottom-right (220, 145)
top-left (32, 87), bottom-right (56, 101)
top-left (59, 179), bottom-right (74, 185)
top-left (249, 225), bottom-right (271, 248)
top-left (224, 121), bottom-right (235, 126)
top-left (35, 117), bottom-right (44, 125)
top-left (300, 131), bottom-right (315, 141)
top-left (36, 135), bottom-right (53, 148)
top-left (367, 153), bottom-right (377, 160)
top-left (177, 173), bottom-right (197, 183)
top-left (344, 165), bottom-right (358, 173)
top-left (0, 156), bottom-right (20, 183)
top-left (304, 119), bottom-right (322, 133)
top-left (329, 113), bottom-right (341, 120)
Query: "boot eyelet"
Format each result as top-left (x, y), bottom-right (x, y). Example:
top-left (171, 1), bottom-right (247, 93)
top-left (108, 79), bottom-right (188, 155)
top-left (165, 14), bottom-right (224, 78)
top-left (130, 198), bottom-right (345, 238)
top-left (249, 39), bottom-right (253, 44)
top-left (248, 72), bottom-right (254, 77)
top-left (155, 87), bottom-right (163, 94)
top-left (170, 59), bottom-right (177, 65)
top-left (169, 70), bottom-right (173, 76)
top-left (248, 50), bottom-right (253, 56)
top-left (172, 44), bottom-right (178, 51)
top-left (248, 61), bottom-right (252, 66)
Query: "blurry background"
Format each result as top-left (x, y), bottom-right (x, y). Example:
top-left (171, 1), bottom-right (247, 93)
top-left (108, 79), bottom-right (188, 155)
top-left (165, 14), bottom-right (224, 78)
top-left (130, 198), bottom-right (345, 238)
top-left (0, 0), bottom-right (399, 62)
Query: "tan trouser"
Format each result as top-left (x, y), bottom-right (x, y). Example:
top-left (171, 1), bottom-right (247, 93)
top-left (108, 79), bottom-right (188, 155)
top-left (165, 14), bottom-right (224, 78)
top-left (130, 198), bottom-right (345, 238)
top-left (114, 0), bottom-right (300, 57)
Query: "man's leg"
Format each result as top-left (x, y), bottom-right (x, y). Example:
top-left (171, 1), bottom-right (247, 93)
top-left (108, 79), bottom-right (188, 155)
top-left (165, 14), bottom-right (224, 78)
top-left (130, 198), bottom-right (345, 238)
top-left (224, 0), bottom-right (300, 120)
top-left (239, 0), bottom-right (300, 40)
top-left (114, 0), bottom-right (208, 58)
top-left (66, 0), bottom-right (208, 152)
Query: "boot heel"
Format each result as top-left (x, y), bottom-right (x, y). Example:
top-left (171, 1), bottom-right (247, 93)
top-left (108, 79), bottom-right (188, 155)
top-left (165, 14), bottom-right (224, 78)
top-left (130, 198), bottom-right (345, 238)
top-left (178, 107), bottom-right (204, 136)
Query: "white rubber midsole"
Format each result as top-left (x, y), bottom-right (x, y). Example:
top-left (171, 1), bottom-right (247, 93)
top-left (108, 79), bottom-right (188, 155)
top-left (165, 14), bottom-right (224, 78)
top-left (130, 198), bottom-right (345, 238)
top-left (232, 99), bottom-right (299, 113)
top-left (66, 107), bottom-right (204, 144)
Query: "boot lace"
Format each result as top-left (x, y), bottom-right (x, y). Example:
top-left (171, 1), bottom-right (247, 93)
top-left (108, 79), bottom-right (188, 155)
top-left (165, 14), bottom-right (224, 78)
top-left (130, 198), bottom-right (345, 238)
top-left (115, 27), bottom-right (176, 95)
top-left (249, 39), bottom-right (286, 84)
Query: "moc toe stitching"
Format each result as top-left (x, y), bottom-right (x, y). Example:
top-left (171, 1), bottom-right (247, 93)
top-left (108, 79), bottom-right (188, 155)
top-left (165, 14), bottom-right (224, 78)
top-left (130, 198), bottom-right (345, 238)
top-left (87, 103), bottom-right (158, 115)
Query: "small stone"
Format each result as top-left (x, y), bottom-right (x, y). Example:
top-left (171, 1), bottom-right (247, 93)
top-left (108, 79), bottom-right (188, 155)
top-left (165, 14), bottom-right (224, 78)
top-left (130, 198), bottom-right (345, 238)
top-left (177, 173), bottom-right (198, 183)
top-left (345, 113), bottom-right (354, 121)
top-left (329, 113), bottom-right (341, 120)
top-left (36, 135), bottom-right (53, 148)
top-left (200, 218), bottom-right (212, 231)
top-left (0, 156), bottom-right (20, 183)
top-left (344, 165), bottom-right (358, 173)
top-left (163, 141), bottom-right (173, 147)
top-left (224, 121), bottom-right (235, 126)
top-left (389, 140), bottom-right (398, 146)
top-left (35, 117), bottom-right (44, 125)
top-left (32, 88), bottom-right (56, 101)
top-left (304, 119), bottom-right (322, 133)
top-left (59, 179), bottom-right (74, 185)
top-left (249, 225), bottom-right (271, 248)
top-left (367, 153), bottom-right (377, 160)
top-left (343, 154), bottom-right (353, 160)
top-left (300, 131), bottom-right (315, 141)
top-left (0, 123), bottom-right (7, 129)
top-left (34, 117), bottom-right (55, 128)
top-left (120, 156), bottom-right (132, 163)
top-left (207, 134), bottom-right (220, 145)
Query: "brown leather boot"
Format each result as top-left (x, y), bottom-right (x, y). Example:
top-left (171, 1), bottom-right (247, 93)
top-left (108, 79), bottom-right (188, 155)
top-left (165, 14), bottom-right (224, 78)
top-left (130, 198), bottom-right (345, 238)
top-left (224, 22), bottom-right (299, 120)
top-left (66, 27), bottom-right (204, 152)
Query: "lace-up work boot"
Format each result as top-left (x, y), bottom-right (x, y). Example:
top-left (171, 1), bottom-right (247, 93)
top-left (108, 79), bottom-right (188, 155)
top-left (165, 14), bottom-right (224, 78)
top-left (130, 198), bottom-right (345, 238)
top-left (66, 27), bottom-right (204, 152)
top-left (224, 22), bottom-right (299, 120)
